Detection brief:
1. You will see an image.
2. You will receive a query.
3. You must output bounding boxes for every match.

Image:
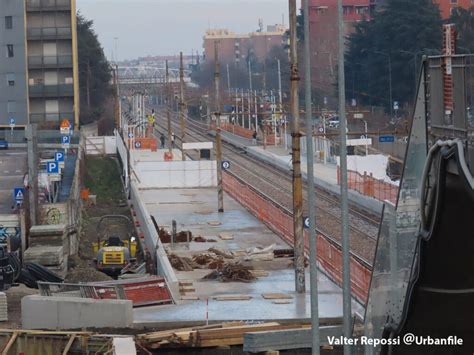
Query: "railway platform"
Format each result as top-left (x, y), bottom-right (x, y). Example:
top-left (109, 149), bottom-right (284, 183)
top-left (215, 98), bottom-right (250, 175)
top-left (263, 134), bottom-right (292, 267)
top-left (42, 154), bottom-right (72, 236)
top-left (133, 186), bottom-right (364, 327)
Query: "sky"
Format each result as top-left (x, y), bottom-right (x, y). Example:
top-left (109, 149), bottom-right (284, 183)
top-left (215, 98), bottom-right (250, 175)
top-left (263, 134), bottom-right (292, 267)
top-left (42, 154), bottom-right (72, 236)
top-left (77, 0), bottom-right (294, 60)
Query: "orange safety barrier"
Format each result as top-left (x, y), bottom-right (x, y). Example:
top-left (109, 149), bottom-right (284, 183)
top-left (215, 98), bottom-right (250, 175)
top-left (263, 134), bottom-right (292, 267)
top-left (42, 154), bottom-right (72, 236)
top-left (80, 188), bottom-right (90, 200)
top-left (223, 172), bottom-right (371, 304)
top-left (164, 152), bottom-right (173, 161)
top-left (221, 123), bottom-right (254, 139)
top-left (128, 138), bottom-right (158, 152)
top-left (337, 167), bottom-right (398, 204)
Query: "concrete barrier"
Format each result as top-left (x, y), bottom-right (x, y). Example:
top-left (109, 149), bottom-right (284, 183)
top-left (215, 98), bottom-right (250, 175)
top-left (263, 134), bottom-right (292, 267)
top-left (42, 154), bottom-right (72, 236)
top-left (21, 295), bottom-right (133, 330)
top-left (129, 182), bottom-right (179, 299)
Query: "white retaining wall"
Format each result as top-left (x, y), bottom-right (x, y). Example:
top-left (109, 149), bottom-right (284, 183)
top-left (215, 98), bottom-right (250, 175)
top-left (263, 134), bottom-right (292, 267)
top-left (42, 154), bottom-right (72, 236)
top-left (134, 160), bottom-right (217, 189)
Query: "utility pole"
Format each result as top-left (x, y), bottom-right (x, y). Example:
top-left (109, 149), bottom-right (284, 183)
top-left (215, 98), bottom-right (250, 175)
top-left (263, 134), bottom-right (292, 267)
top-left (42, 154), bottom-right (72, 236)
top-left (277, 59), bottom-right (286, 149)
top-left (179, 52), bottom-right (186, 161)
top-left (289, 0), bottom-right (305, 294)
top-left (226, 63), bottom-right (231, 93)
top-left (166, 60), bottom-right (172, 153)
top-left (26, 124), bottom-right (38, 227)
top-left (214, 42), bottom-right (224, 213)
top-left (304, 1), bottom-right (320, 353)
top-left (337, 0), bottom-right (352, 353)
top-left (248, 60), bottom-right (253, 92)
top-left (254, 90), bottom-right (258, 131)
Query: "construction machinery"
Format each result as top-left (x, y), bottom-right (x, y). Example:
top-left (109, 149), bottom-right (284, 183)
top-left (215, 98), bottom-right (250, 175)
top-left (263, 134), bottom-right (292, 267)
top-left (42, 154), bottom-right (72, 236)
top-left (364, 25), bottom-right (474, 354)
top-left (93, 215), bottom-right (137, 276)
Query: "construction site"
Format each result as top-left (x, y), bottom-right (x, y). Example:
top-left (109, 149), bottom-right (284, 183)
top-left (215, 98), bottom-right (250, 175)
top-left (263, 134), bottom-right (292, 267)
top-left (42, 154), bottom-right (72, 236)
top-left (0, 0), bottom-right (473, 354)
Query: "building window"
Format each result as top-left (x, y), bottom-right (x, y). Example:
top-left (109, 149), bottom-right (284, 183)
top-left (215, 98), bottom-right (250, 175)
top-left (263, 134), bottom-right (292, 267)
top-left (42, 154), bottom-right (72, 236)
top-left (450, 0), bottom-right (458, 3)
top-left (6, 73), bottom-right (15, 86)
top-left (7, 101), bottom-right (16, 113)
top-left (5, 16), bottom-right (12, 29)
top-left (6, 45), bottom-right (14, 58)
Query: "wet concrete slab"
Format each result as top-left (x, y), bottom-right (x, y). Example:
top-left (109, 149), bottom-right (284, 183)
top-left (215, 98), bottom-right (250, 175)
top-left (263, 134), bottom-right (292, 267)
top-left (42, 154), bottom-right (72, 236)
top-left (134, 187), bottom-right (364, 326)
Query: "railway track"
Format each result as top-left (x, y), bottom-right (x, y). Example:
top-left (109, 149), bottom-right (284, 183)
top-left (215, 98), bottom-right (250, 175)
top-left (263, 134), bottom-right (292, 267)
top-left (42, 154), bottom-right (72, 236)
top-left (151, 107), bottom-right (380, 265)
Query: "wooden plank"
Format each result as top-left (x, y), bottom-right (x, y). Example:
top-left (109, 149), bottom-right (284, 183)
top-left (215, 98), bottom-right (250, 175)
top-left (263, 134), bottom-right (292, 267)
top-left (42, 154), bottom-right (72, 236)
top-left (62, 334), bottom-right (77, 355)
top-left (213, 295), bottom-right (252, 301)
top-left (250, 270), bottom-right (269, 277)
top-left (272, 300), bottom-right (292, 305)
top-left (2, 332), bottom-right (18, 355)
top-left (261, 293), bottom-right (293, 300)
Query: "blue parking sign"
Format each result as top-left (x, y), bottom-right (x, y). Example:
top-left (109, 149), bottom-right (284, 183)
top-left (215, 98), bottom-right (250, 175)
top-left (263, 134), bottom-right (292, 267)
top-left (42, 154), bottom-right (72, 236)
top-left (55, 151), bottom-right (65, 162)
top-left (61, 136), bottom-right (70, 145)
top-left (47, 162), bottom-right (59, 174)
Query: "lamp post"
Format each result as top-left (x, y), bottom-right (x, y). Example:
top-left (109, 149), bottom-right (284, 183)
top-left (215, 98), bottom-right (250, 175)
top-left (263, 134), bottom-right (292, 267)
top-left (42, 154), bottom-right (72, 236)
top-left (372, 50), bottom-right (393, 119)
top-left (400, 48), bottom-right (440, 93)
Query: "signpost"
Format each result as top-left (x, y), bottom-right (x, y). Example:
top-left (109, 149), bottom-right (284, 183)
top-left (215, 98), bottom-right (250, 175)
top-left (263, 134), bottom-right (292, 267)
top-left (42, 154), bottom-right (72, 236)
top-left (55, 150), bottom-right (65, 169)
top-left (13, 187), bottom-right (24, 204)
top-left (221, 161), bottom-right (230, 170)
top-left (303, 216), bottom-right (310, 229)
top-left (60, 119), bottom-right (71, 136)
top-left (379, 135), bottom-right (395, 143)
top-left (61, 135), bottom-right (70, 149)
top-left (9, 118), bottom-right (15, 136)
top-left (47, 161), bottom-right (59, 174)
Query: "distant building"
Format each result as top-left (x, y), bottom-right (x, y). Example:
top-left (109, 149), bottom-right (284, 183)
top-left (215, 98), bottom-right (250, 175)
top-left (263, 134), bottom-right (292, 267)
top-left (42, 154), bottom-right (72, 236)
top-left (308, 0), bottom-right (377, 100)
top-left (433, 0), bottom-right (472, 19)
top-left (203, 25), bottom-right (287, 65)
top-left (0, 0), bottom-right (79, 130)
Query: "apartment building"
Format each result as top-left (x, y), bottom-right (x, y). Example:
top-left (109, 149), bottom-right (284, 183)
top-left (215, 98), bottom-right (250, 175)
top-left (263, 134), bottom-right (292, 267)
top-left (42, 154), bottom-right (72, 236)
top-left (0, 0), bottom-right (79, 129)
top-left (203, 25), bottom-right (286, 66)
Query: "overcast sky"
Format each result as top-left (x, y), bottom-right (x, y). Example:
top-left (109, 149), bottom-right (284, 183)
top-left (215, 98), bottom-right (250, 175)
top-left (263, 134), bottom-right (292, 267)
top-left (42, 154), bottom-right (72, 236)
top-left (77, 0), bottom-right (294, 60)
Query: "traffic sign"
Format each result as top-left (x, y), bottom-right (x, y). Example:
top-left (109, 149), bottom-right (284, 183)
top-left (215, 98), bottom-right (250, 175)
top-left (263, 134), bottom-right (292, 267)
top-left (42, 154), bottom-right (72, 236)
top-left (128, 132), bottom-right (134, 138)
top-left (55, 151), bottom-right (65, 162)
top-left (303, 216), bottom-right (310, 229)
top-left (13, 187), bottom-right (24, 202)
top-left (221, 161), bottom-right (231, 170)
top-left (60, 119), bottom-right (71, 135)
top-left (9, 118), bottom-right (15, 128)
top-left (134, 141), bottom-right (141, 149)
top-left (379, 135), bottom-right (395, 143)
top-left (47, 162), bottom-right (59, 174)
top-left (393, 101), bottom-right (399, 110)
top-left (61, 135), bottom-right (70, 145)
top-left (318, 126), bottom-right (324, 133)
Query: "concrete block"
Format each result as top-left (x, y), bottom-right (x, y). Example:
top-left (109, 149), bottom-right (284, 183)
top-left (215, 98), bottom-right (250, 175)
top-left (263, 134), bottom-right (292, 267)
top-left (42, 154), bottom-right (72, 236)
top-left (21, 295), bottom-right (133, 330)
top-left (24, 246), bottom-right (64, 266)
top-left (29, 224), bottom-right (66, 237)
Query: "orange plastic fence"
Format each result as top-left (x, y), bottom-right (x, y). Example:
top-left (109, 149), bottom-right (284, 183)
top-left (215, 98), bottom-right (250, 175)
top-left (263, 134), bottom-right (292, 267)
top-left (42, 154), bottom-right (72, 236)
top-left (223, 172), bottom-right (371, 304)
top-left (221, 123), bottom-right (254, 139)
top-left (337, 167), bottom-right (398, 204)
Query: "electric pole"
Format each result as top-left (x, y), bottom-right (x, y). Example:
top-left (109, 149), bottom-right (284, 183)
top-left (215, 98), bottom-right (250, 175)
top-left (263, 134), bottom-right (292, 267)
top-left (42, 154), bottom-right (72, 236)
top-left (226, 63), bottom-right (231, 93)
top-left (179, 52), bottom-right (186, 161)
top-left (26, 124), bottom-right (38, 227)
top-left (304, 0), bottom-right (320, 353)
top-left (166, 60), bottom-right (172, 153)
top-left (214, 42), bottom-right (224, 213)
top-left (289, 0), bottom-right (305, 294)
top-left (337, 0), bottom-right (352, 353)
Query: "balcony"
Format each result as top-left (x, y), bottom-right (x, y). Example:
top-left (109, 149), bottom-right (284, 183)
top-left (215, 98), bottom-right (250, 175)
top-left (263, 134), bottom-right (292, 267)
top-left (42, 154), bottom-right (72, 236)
top-left (29, 84), bottom-right (74, 98)
top-left (26, 0), bottom-right (71, 12)
top-left (30, 112), bottom-right (74, 123)
top-left (28, 55), bottom-right (72, 69)
top-left (27, 27), bottom-right (72, 40)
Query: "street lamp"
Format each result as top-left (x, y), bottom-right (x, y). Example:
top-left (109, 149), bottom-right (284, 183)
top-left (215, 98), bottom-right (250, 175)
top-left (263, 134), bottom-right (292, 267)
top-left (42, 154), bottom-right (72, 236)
top-left (372, 50), bottom-right (393, 119)
top-left (399, 48), bottom-right (440, 92)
